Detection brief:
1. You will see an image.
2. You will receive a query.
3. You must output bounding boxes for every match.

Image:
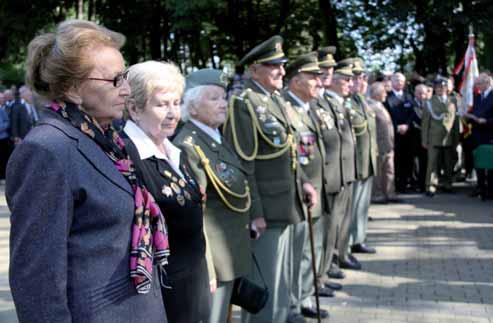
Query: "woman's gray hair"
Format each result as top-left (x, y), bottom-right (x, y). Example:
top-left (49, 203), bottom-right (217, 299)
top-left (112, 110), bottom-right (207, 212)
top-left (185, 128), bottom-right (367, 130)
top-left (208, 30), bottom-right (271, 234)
top-left (126, 60), bottom-right (184, 113)
top-left (181, 85), bottom-right (210, 122)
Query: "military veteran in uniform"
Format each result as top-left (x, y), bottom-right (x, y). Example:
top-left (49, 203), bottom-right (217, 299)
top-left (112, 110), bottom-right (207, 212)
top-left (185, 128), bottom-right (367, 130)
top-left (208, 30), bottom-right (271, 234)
top-left (282, 52), bottom-right (331, 320)
top-left (313, 47), bottom-right (351, 285)
top-left (223, 36), bottom-right (317, 323)
top-left (173, 68), bottom-right (253, 323)
top-left (347, 58), bottom-right (378, 256)
top-left (421, 76), bottom-right (460, 196)
top-left (124, 61), bottom-right (211, 323)
top-left (323, 59), bottom-right (359, 272)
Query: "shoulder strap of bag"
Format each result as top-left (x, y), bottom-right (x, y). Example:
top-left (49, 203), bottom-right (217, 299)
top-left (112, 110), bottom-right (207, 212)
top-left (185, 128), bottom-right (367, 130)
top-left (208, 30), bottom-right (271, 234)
top-left (252, 253), bottom-right (268, 290)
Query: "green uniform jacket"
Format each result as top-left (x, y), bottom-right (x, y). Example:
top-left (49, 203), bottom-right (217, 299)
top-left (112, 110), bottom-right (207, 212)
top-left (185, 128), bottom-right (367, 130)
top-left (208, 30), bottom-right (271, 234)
top-left (422, 96), bottom-right (460, 147)
top-left (349, 94), bottom-right (378, 179)
top-left (282, 91), bottom-right (326, 220)
top-left (311, 96), bottom-right (343, 194)
top-left (174, 121), bottom-right (253, 282)
top-left (223, 79), bottom-right (303, 226)
top-left (323, 92), bottom-right (357, 184)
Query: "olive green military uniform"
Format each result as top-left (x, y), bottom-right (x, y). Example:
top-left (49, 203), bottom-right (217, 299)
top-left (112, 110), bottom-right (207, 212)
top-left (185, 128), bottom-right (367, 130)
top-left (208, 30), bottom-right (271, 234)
top-left (223, 35), bottom-right (303, 323)
top-left (348, 90), bottom-right (378, 247)
top-left (174, 68), bottom-right (254, 323)
top-left (422, 95), bottom-right (460, 192)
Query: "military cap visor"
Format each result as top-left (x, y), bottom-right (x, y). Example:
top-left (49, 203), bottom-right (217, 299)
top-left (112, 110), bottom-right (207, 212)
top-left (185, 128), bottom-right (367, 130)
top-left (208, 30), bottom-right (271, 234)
top-left (186, 68), bottom-right (229, 91)
top-left (239, 35), bottom-right (288, 66)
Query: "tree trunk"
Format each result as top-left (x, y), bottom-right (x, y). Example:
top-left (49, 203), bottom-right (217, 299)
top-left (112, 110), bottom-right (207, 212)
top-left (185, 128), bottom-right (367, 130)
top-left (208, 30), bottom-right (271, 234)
top-left (77, 0), bottom-right (84, 19)
top-left (149, 0), bottom-right (162, 60)
top-left (319, 0), bottom-right (339, 57)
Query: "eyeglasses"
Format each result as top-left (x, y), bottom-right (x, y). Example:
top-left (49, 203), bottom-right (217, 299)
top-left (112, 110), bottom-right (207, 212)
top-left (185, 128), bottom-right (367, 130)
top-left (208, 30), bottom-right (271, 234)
top-left (86, 70), bottom-right (129, 88)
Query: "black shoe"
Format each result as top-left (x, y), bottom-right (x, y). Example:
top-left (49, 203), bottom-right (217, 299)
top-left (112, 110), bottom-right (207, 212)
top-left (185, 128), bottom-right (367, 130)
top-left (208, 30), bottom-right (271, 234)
top-left (371, 198), bottom-right (388, 204)
top-left (301, 306), bottom-right (329, 319)
top-left (327, 267), bottom-right (345, 279)
top-left (425, 191), bottom-right (435, 197)
top-left (339, 256), bottom-right (362, 270)
top-left (351, 243), bottom-right (376, 254)
top-left (287, 312), bottom-right (307, 323)
top-left (316, 285), bottom-right (335, 297)
top-left (324, 281), bottom-right (343, 290)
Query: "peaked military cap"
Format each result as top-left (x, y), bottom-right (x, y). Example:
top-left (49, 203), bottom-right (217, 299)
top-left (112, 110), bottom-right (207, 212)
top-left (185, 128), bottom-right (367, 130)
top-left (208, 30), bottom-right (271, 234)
top-left (285, 52), bottom-right (322, 79)
top-left (334, 58), bottom-right (354, 77)
top-left (433, 75), bottom-right (448, 87)
top-left (186, 68), bottom-right (229, 91)
top-left (317, 46), bottom-right (337, 68)
top-left (351, 57), bottom-right (366, 75)
top-left (239, 35), bottom-right (288, 66)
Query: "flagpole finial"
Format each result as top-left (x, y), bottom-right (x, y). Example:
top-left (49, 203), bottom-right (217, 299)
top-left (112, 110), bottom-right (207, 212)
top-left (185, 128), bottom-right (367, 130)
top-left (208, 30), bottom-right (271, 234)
top-left (468, 24), bottom-right (474, 38)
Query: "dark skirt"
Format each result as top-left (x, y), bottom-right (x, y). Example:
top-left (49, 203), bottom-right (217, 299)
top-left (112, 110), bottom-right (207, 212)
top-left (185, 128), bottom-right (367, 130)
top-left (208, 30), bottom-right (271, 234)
top-left (161, 257), bottom-right (211, 323)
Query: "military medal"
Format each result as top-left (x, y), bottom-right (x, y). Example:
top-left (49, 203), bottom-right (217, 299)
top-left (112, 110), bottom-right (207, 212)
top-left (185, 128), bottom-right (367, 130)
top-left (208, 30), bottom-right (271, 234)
top-left (183, 190), bottom-right (191, 200)
top-left (164, 170), bottom-right (172, 178)
top-left (171, 182), bottom-right (181, 194)
top-left (172, 176), bottom-right (178, 182)
top-left (162, 185), bottom-right (173, 197)
top-left (273, 137), bottom-right (281, 145)
top-left (176, 195), bottom-right (186, 206)
top-left (178, 179), bottom-right (186, 188)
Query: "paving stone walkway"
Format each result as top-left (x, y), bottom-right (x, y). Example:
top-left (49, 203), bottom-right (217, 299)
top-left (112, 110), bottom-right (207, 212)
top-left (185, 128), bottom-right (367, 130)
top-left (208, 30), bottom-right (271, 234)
top-left (1, 183), bottom-right (493, 323)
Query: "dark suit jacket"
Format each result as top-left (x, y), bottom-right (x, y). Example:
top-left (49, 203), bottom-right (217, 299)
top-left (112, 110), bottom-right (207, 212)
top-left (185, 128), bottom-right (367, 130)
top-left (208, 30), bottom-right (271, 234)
top-left (471, 90), bottom-right (493, 145)
top-left (10, 102), bottom-right (36, 139)
top-left (384, 91), bottom-right (415, 128)
top-left (6, 111), bottom-right (166, 323)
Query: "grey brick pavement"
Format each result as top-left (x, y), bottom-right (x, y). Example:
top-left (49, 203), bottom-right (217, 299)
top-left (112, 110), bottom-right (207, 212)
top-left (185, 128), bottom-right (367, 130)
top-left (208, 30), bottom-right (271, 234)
top-left (1, 183), bottom-right (493, 323)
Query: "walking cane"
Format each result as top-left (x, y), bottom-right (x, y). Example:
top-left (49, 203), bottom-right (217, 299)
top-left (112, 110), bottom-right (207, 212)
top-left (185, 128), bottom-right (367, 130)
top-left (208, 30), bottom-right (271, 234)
top-left (306, 203), bottom-right (322, 323)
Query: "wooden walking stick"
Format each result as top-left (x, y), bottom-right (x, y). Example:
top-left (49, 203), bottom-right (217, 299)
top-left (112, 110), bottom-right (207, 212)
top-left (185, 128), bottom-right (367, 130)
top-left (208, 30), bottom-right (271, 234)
top-left (306, 204), bottom-right (322, 323)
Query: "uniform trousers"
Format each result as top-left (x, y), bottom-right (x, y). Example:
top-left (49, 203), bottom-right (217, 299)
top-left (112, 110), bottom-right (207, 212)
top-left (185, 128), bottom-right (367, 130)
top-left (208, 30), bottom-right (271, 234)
top-left (207, 280), bottom-right (234, 323)
top-left (335, 182), bottom-right (354, 262)
top-left (241, 225), bottom-right (295, 323)
top-left (426, 146), bottom-right (455, 192)
top-left (297, 217), bottom-right (324, 309)
top-left (372, 152), bottom-right (396, 201)
top-left (349, 177), bottom-right (373, 247)
top-left (319, 187), bottom-right (351, 281)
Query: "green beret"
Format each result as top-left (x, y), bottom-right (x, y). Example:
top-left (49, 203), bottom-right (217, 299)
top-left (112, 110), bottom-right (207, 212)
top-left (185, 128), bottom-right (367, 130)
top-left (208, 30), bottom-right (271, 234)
top-left (239, 35), bottom-right (288, 66)
top-left (334, 58), bottom-right (354, 77)
top-left (186, 68), bottom-right (229, 91)
top-left (317, 46), bottom-right (337, 68)
top-left (285, 52), bottom-right (322, 79)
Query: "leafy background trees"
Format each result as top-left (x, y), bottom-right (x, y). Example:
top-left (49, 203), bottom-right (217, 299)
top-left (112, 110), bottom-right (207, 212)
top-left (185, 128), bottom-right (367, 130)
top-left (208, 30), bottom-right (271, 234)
top-left (1, 0), bottom-right (492, 85)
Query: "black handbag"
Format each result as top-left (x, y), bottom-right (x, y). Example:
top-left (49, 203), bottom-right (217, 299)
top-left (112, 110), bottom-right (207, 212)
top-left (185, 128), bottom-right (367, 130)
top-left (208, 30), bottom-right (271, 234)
top-left (230, 254), bottom-right (269, 314)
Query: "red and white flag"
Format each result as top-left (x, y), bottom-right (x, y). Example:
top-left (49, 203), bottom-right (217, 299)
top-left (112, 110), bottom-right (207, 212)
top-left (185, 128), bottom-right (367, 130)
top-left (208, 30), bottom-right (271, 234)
top-left (453, 32), bottom-right (479, 115)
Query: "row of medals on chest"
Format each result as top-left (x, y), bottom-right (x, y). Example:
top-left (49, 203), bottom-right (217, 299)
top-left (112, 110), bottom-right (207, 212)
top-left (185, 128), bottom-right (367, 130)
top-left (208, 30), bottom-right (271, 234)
top-left (161, 170), bottom-right (191, 206)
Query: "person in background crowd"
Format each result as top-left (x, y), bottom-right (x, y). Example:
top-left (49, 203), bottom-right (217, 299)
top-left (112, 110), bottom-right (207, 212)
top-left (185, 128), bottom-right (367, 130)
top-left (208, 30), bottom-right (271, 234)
top-left (0, 92), bottom-right (10, 181)
top-left (124, 61), bottom-right (211, 323)
top-left (369, 82), bottom-right (400, 204)
top-left (282, 52), bottom-right (330, 320)
top-left (7, 19), bottom-right (168, 323)
top-left (174, 68), bottom-right (254, 323)
top-left (422, 76), bottom-right (460, 196)
top-left (347, 58), bottom-right (378, 257)
top-left (384, 72), bottom-right (416, 193)
top-left (10, 85), bottom-right (39, 144)
top-left (467, 73), bottom-right (493, 199)
top-left (223, 35), bottom-right (317, 323)
top-left (411, 84), bottom-right (429, 193)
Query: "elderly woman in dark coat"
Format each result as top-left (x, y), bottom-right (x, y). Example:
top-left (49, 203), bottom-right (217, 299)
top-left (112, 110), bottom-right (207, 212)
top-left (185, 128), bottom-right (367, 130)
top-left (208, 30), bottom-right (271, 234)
top-left (173, 69), bottom-right (254, 323)
top-left (7, 20), bottom-right (168, 323)
top-left (123, 61), bottom-right (211, 323)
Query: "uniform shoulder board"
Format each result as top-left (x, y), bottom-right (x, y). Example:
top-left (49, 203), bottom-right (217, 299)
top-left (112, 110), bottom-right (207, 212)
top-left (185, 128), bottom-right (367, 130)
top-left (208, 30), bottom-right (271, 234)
top-left (232, 94), bottom-right (244, 102)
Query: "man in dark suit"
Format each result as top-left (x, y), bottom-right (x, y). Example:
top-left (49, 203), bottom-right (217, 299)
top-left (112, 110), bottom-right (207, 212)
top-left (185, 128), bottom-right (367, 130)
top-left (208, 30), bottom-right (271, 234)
top-left (10, 85), bottom-right (39, 144)
top-left (468, 73), bottom-right (493, 198)
top-left (410, 84), bottom-right (429, 193)
top-left (384, 72), bottom-right (415, 192)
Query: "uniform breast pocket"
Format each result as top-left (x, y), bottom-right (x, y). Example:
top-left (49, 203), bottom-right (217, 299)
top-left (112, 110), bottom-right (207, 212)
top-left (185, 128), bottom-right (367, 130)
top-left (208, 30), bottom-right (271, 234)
top-left (259, 115), bottom-right (287, 144)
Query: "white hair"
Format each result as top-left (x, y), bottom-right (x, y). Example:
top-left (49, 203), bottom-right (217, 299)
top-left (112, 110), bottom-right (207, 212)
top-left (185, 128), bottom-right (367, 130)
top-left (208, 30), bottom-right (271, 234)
top-left (126, 60), bottom-right (184, 113)
top-left (181, 85), bottom-right (209, 122)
